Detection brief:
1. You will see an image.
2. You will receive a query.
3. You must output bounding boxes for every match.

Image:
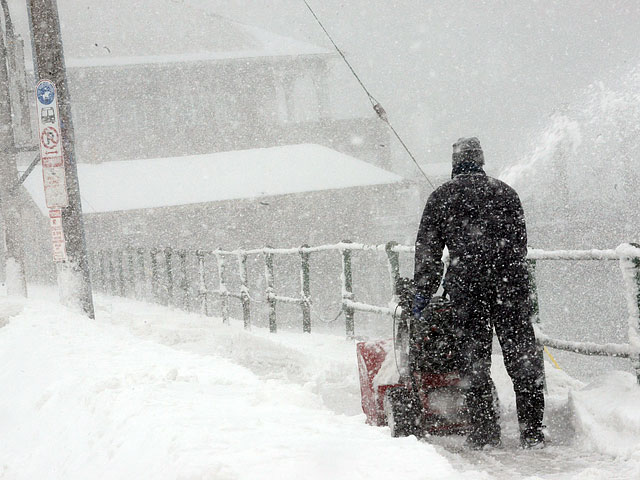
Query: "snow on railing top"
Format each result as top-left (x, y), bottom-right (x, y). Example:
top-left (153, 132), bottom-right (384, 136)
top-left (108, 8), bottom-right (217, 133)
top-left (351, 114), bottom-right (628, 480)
top-left (534, 326), bottom-right (633, 358)
top-left (207, 242), bottom-right (640, 261)
top-left (616, 243), bottom-right (640, 259)
top-left (527, 248), bottom-right (619, 260)
top-left (209, 242), bottom-right (394, 256)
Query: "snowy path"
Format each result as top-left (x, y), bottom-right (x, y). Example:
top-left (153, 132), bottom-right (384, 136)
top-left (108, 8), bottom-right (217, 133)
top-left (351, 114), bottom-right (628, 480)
top-left (430, 434), bottom-right (637, 480)
top-left (1, 290), bottom-right (639, 479)
top-left (101, 296), bottom-right (640, 480)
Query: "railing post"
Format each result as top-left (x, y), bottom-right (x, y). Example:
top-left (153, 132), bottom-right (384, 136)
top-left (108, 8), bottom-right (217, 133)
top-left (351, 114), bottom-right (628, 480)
top-left (196, 250), bottom-right (210, 316)
top-left (98, 250), bottom-right (107, 293)
top-left (150, 248), bottom-right (161, 304)
top-left (117, 249), bottom-right (126, 297)
top-left (215, 251), bottom-right (229, 325)
top-left (178, 250), bottom-right (191, 311)
top-left (126, 248), bottom-right (135, 298)
top-left (341, 240), bottom-right (355, 339)
top-left (119, 249), bottom-right (127, 297)
top-left (633, 247), bottom-right (640, 386)
top-left (165, 247), bottom-right (174, 306)
top-left (385, 241), bottom-right (400, 297)
top-left (136, 248), bottom-right (145, 300)
top-left (265, 248), bottom-right (277, 333)
top-left (107, 249), bottom-right (117, 295)
top-left (300, 244), bottom-right (311, 333)
top-left (618, 243), bottom-right (640, 384)
top-left (238, 252), bottom-right (251, 330)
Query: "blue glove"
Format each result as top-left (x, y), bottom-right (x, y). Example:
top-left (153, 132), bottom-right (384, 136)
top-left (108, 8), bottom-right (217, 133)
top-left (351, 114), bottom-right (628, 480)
top-left (412, 293), bottom-right (429, 321)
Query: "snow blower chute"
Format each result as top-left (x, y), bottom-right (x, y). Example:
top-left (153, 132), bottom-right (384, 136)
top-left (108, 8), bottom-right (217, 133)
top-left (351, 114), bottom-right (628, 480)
top-left (356, 278), bottom-right (469, 437)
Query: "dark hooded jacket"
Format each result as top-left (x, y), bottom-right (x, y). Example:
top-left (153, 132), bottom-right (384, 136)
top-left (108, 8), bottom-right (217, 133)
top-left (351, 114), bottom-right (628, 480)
top-left (414, 165), bottom-right (529, 300)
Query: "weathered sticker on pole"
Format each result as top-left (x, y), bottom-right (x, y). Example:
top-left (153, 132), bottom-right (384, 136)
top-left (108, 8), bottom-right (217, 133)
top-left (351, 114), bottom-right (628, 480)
top-left (48, 209), bottom-right (68, 262)
top-left (36, 80), bottom-right (68, 208)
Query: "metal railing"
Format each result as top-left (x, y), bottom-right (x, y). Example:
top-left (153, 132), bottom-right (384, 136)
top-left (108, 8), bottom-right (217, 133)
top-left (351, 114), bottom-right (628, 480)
top-left (89, 242), bottom-right (640, 382)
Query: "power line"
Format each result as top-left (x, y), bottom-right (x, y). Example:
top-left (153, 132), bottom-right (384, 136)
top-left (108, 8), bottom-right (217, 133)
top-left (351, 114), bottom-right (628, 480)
top-left (301, 0), bottom-right (435, 189)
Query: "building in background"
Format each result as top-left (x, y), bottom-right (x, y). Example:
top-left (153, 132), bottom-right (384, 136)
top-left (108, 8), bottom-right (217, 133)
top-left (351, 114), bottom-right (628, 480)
top-left (12, 2), bottom-right (416, 289)
top-left (22, 144), bottom-right (418, 283)
top-left (49, 5), bottom-right (391, 169)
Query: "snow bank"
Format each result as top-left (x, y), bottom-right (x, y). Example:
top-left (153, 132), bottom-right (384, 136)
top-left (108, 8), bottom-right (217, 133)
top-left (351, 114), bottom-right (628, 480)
top-left (2, 289), bottom-right (640, 479)
top-left (0, 296), bottom-right (24, 327)
top-left (0, 293), bottom-right (478, 480)
top-left (101, 293), bottom-right (640, 463)
top-left (4, 258), bottom-right (26, 297)
top-left (570, 371), bottom-right (640, 459)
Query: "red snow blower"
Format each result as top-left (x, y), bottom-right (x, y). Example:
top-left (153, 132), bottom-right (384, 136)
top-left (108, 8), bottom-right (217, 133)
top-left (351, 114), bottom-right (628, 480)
top-left (357, 278), bottom-right (469, 437)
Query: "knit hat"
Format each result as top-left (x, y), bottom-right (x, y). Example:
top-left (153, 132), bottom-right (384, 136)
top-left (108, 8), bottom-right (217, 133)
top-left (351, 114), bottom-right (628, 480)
top-left (452, 136), bottom-right (484, 168)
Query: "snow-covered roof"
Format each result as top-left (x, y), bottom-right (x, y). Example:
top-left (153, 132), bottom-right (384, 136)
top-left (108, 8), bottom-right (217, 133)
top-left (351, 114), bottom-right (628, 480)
top-left (8, 0), bottom-right (329, 68)
top-left (22, 144), bottom-right (404, 214)
top-left (57, 1), bottom-right (329, 67)
top-left (64, 23), bottom-right (330, 69)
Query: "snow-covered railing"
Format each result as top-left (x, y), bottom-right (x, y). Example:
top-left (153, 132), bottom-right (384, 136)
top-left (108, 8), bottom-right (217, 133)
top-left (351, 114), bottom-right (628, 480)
top-left (526, 245), bottom-right (640, 374)
top-left (89, 242), bottom-right (640, 383)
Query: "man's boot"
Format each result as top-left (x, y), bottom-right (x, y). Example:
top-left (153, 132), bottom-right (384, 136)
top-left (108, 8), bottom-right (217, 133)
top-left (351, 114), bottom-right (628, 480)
top-left (520, 424), bottom-right (545, 449)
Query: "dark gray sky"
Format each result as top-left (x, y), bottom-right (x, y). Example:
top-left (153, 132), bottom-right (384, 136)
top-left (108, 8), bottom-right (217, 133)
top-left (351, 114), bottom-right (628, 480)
top-left (207, 0), bottom-right (640, 173)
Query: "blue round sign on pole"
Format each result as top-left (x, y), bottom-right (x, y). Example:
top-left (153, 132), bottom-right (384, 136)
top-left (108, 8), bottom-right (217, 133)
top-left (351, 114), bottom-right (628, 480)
top-left (37, 81), bottom-right (55, 105)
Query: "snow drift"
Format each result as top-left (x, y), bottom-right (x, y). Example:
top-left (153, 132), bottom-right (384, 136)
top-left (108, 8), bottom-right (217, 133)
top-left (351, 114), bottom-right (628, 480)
top-left (1, 290), bottom-right (639, 479)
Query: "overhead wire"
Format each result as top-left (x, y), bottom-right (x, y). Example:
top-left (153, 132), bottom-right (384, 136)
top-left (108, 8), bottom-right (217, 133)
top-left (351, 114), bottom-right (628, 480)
top-left (301, 0), bottom-right (435, 189)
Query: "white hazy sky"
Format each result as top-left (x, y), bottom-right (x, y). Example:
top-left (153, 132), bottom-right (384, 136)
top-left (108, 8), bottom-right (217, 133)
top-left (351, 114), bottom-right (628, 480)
top-left (8, 0), bottom-right (640, 175)
top-left (203, 0), bottom-right (640, 172)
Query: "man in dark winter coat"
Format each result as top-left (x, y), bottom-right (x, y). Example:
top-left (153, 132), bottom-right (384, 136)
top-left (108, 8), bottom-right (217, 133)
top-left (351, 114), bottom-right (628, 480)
top-left (412, 137), bottom-right (545, 449)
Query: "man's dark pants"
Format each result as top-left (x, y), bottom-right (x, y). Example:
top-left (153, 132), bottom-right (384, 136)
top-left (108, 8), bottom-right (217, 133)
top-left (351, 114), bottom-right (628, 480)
top-left (449, 281), bottom-right (545, 439)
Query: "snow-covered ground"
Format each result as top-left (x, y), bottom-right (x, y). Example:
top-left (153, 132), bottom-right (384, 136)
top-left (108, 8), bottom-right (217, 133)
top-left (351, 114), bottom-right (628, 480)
top-left (1, 288), bottom-right (640, 479)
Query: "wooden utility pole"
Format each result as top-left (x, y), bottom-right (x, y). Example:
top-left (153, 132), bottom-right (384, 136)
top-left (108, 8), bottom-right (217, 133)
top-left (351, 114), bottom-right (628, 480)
top-left (0, 7), bottom-right (27, 297)
top-left (27, 0), bottom-right (94, 318)
top-left (1, 0), bottom-right (32, 147)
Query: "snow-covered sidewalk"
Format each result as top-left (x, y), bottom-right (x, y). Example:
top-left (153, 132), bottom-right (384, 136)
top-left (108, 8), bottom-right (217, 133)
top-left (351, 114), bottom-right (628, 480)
top-left (1, 290), bottom-right (640, 479)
